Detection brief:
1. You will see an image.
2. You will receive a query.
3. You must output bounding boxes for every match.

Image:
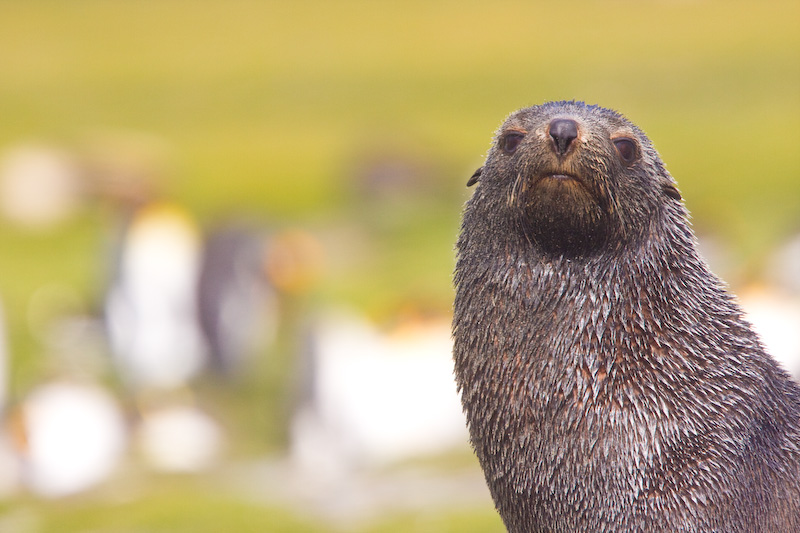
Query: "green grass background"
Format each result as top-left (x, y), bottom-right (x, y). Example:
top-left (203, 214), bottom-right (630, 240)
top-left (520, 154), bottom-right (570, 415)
top-left (0, 0), bottom-right (798, 530)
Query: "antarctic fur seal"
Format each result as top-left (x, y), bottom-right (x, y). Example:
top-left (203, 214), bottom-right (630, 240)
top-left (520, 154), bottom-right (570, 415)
top-left (452, 101), bottom-right (800, 532)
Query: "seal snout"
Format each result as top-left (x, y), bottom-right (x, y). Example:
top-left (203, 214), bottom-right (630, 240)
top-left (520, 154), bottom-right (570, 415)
top-left (548, 118), bottom-right (579, 156)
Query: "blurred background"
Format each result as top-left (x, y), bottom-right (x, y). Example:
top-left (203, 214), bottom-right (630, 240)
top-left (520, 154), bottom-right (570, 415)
top-left (0, 1), bottom-right (798, 531)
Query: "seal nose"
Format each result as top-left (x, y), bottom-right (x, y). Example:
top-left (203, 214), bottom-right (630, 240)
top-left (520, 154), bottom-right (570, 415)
top-left (549, 119), bottom-right (579, 156)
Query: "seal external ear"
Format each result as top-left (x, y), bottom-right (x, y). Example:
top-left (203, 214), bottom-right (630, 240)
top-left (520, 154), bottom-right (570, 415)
top-left (663, 184), bottom-right (682, 201)
top-left (467, 167), bottom-right (482, 187)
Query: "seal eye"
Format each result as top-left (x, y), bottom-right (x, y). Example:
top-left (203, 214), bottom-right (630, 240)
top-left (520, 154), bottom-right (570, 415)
top-left (613, 138), bottom-right (638, 163)
top-left (501, 132), bottom-right (525, 155)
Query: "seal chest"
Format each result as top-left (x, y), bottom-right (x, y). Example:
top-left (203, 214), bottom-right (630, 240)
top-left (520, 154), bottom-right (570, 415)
top-left (452, 101), bottom-right (800, 532)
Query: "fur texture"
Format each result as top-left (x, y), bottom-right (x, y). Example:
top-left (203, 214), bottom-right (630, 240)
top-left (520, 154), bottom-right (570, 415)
top-left (452, 101), bottom-right (800, 532)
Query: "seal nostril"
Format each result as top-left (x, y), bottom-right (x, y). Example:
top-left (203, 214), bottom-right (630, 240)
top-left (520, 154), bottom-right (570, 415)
top-left (549, 119), bottom-right (579, 155)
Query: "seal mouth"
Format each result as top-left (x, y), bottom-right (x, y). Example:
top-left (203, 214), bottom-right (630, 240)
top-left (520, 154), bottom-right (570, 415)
top-left (543, 173), bottom-right (579, 183)
top-left (533, 172), bottom-right (587, 191)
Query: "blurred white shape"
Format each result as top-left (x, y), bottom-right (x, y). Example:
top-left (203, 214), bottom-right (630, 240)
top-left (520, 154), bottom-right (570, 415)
top-left (106, 202), bottom-right (206, 390)
top-left (740, 284), bottom-right (800, 380)
top-left (291, 311), bottom-right (469, 477)
top-left (19, 382), bottom-right (127, 498)
top-left (766, 232), bottom-right (800, 295)
top-left (0, 145), bottom-right (82, 228)
top-left (137, 405), bottom-right (223, 473)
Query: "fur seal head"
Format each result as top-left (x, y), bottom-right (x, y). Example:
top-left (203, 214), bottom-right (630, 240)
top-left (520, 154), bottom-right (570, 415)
top-left (468, 101), bottom-right (681, 257)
